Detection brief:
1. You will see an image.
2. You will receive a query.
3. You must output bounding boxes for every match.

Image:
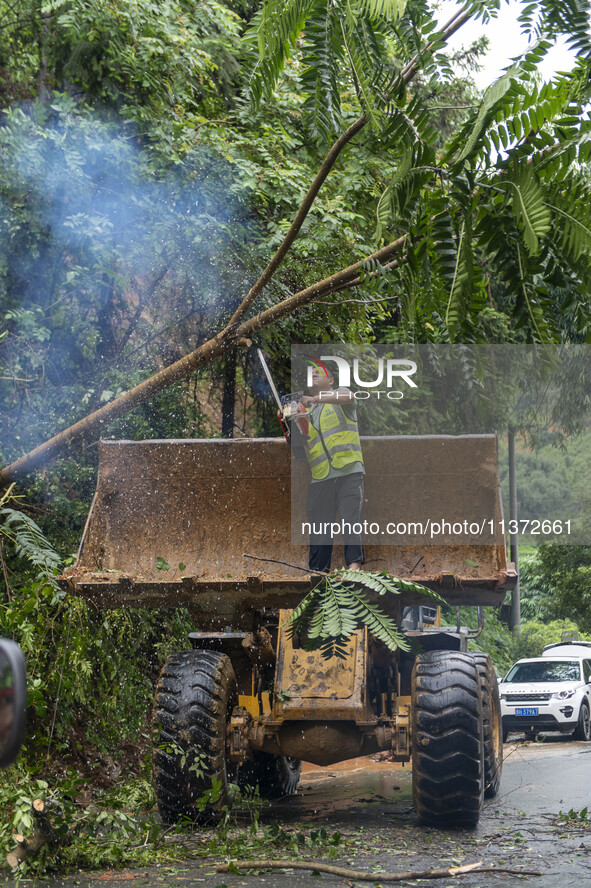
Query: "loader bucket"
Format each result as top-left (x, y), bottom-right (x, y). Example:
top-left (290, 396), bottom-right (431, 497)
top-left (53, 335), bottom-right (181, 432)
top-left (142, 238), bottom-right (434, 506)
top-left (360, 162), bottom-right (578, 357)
top-left (61, 436), bottom-right (516, 628)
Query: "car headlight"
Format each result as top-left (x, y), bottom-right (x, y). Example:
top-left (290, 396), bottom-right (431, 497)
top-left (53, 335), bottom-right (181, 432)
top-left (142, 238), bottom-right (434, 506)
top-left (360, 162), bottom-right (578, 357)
top-left (552, 689), bottom-right (576, 700)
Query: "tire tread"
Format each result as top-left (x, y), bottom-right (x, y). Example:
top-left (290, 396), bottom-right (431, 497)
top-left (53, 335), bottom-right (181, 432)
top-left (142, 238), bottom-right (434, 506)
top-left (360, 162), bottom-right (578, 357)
top-left (411, 650), bottom-right (484, 828)
top-left (153, 649), bottom-right (237, 825)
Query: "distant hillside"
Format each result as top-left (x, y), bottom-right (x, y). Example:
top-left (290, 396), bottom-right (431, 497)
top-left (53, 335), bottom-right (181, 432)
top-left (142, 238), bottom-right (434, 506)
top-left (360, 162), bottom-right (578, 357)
top-left (498, 428), bottom-right (591, 543)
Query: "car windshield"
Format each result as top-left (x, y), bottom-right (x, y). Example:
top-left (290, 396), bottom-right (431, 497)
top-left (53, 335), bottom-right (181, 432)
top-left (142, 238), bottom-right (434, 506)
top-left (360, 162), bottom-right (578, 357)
top-left (505, 661), bottom-right (581, 683)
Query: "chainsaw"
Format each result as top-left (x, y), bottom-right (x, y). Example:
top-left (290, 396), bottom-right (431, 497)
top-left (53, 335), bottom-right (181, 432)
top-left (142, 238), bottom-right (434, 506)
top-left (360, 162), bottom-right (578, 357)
top-left (257, 349), bottom-right (311, 447)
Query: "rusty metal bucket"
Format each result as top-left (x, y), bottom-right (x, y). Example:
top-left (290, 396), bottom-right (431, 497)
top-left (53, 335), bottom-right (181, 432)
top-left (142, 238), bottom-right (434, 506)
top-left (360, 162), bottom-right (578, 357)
top-left (61, 436), bottom-right (515, 628)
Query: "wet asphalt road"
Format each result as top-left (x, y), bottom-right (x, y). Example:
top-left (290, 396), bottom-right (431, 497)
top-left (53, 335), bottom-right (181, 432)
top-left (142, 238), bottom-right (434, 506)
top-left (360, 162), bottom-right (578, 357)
top-left (4, 738), bottom-right (591, 888)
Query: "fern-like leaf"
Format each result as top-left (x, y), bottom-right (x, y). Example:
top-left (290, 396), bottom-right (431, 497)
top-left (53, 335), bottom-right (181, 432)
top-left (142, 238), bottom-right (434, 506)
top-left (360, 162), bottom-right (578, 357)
top-left (334, 584), bottom-right (410, 652)
top-left (300, 0), bottom-right (344, 140)
top-left (450, 68), bottom-right (521, 167)
top-left (526, 0), bottom-right (591, 57)
top-left (335, 569), bottom-right (443, 599)
top-left (341, 8), bottom-right (382, 133)
top-left (287, 569), bottom-right (441, 660)
top-left (355, 0), bottom-right (406, 20)
top-left (508, 167), bottom-right (551, 256)
top-left (1, 508), bottom-right (62, 581)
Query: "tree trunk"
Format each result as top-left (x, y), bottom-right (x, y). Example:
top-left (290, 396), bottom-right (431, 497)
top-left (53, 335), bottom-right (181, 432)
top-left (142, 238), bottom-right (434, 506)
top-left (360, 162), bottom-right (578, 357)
top-left (221, 350), bottom-right (237, 438)
top-left (6, 800), bottom-right (58, 868)
top-left (0, 235), bottom-right (406, 486)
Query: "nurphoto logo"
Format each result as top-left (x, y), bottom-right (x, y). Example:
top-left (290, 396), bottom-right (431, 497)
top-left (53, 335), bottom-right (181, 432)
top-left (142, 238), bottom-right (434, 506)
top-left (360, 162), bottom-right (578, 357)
top-left (305, 354), bottom-right (417, 399)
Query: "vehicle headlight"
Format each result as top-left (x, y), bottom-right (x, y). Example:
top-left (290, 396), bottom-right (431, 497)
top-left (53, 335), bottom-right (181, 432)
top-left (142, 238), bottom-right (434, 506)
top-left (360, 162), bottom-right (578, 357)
top-left (552, 689), bottom-right (576, 700)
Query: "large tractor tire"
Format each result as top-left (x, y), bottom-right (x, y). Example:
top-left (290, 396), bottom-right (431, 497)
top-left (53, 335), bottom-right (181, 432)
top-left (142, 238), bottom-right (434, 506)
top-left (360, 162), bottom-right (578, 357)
top-left (471, 652), bottom-right (503, 798)
top-left (411, 650), bottom-right (484, 828)
top-left (153, 650), bottom-right (238, 824)
top-left (573, 700), bottom-right (591, 741)
top-left (240, 753), bottom-right (302, 798)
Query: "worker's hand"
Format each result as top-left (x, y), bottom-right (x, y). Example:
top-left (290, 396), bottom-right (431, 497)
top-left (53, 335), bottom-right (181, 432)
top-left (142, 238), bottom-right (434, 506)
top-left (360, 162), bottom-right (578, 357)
top-left (299, 395), bottom-right (316, 407)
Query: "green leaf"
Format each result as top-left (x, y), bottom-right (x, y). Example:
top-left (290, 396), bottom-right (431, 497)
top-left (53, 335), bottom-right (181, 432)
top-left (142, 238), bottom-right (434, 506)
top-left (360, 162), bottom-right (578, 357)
top-left (454, 70), bottom-right (518, 165)
top-left (356, 0), bottom-right (406, 20)
top-left (509, 167), bottom-right (551, 256)
top-left (156, 557), bottom-right (170, 571)
top-left (548, 201), bottom-right (591, 262)
top-left (288, 569), bottom-right (441, 659)
top-left (1, 508), bottom-right (62, 582)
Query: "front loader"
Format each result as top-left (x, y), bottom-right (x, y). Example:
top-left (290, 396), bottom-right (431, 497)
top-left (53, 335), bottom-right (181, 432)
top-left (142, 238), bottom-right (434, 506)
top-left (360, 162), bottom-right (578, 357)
top-left (61, 434), bottom-right (514, 827)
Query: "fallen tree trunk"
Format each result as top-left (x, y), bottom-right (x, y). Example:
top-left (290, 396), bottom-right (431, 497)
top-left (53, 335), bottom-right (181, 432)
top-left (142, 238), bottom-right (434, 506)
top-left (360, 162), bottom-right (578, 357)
top-left (0, 237), bottom-right (405, 486)
top-left (6, 799), bottom-right (58, 868)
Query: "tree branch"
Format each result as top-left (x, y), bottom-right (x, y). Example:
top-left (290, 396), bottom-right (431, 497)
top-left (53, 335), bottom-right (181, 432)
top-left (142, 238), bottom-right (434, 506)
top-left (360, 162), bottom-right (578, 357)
top-left (0, 235), bottom-right (406, 485)
top-left (224, 5), bottom-right (475, 331)
top-left (224, 113), bottom-right (368, 331)
top-left (240, 235), bottom-right (406, 335)
top-left (6, 800), bottom-right (58, 868)
top-left (215, 859), bottom-right (542, 881)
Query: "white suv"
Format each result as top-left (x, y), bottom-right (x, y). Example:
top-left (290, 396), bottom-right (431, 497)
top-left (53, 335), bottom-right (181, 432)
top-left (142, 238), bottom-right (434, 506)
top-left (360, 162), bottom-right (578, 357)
top-left (499, 642), bottom-right (591, 742)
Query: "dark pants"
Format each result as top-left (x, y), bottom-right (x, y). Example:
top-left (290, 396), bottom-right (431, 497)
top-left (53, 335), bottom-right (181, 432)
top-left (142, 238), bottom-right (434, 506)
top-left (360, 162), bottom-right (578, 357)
top-left (306, 472), bottom-right (365, 573)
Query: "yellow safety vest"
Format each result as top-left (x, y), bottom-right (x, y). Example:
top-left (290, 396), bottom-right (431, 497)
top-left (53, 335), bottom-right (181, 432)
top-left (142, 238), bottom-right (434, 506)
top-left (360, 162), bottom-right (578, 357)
top-left (307, 403), bottom-right (364, 480)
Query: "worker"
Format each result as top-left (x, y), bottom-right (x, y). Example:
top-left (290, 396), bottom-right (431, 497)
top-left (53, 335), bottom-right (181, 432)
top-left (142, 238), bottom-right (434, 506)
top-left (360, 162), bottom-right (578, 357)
top-left (299, 361), bottom-right (365, 573)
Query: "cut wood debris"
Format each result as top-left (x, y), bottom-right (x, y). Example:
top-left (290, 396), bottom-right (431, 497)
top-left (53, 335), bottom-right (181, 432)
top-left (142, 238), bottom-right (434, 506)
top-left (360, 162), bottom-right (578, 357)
top-left (6, 799), bottom-right (58, 868)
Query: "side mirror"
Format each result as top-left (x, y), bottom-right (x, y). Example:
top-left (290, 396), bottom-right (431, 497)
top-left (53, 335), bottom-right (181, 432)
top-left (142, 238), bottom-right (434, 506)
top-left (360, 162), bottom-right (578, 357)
top-left (0, 639), bottom-right (26, 768)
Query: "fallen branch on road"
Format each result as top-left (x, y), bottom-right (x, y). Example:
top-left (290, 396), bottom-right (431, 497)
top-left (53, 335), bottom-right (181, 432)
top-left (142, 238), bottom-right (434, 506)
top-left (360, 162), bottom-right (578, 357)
top-left (215, 859), bottom-right (542, 881)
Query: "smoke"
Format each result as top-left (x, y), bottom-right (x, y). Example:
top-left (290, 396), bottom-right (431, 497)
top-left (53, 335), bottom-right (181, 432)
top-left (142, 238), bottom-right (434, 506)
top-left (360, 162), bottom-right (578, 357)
top-left (0, 97), bottom-right (258, 461)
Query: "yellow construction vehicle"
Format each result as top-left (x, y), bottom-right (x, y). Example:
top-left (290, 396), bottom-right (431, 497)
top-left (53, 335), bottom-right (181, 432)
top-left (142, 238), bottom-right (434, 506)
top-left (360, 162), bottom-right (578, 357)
top-left (61, 434), bottom-right (515, 827)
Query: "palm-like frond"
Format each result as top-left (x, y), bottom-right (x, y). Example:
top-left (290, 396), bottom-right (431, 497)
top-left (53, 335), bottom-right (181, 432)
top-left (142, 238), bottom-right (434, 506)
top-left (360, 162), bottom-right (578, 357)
top-left (429, 199), bottom-right (457, 288)
top-left (450, 67), bottom-right (523, 167)
top-left (300, 0), bottom-right (344, 141)
top-left (356, 0), bottom-right (406, 19)
top-left (520, 0), bottom-right (591, 56)
top-left (287, 569), bottom-right (442, 660)
top-left (447, 36), bottom-right (590, 172)
top-left (256, 0), bottom-right (316, 62)
top-left (444, 217), bottom-right (488, 339)
top-left (246, 0), bottom-right (407, 138)
top-left (375, 95), bottom-right (438, 236)
top-left (245, 0), bottom-right (317, 108)
top-left (1, 508), bottom-right (62, 581)
top-left (341, 5), bottom-right (381, 132)
top-left (507, 166), bottom-right (551, 256)
top-left (245, 0), bottom-right (591, 343)
top-left (551, 203), bottom-right (591, 262)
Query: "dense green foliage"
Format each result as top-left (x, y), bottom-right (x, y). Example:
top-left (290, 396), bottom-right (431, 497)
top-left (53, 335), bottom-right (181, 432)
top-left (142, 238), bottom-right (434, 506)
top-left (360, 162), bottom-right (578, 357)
top-left (0, 0), bottom-right (390, 473)
top-left (508, 618), bottom-right (591, 662)
top-left (453, 606), bottom-right (591, 675)
top-left (534, 546), bottom-right (591, 633)
top-left (0, 492), bottom-right (202, 871)
top-left (0, 493), bottom-right (191, 752)
top-left (243, 0), bottom-right (591, 343)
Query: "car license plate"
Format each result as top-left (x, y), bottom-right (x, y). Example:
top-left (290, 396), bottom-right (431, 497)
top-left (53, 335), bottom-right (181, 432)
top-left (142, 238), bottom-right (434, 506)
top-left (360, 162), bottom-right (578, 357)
top-left (515, 707), bottom-right (539, 717)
